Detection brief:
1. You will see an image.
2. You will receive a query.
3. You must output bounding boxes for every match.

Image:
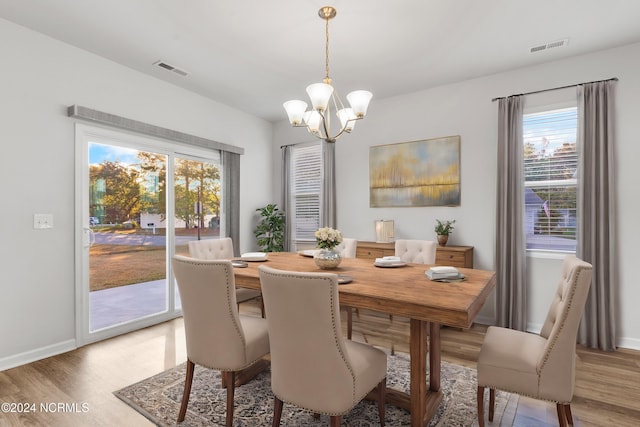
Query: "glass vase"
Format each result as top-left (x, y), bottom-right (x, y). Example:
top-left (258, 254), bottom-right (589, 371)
top-left (314, 248), bottom-right (342, 270)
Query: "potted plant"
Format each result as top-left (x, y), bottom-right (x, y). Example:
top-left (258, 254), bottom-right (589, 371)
top-left (254, 204), bottom-right (285, 252)
top-left (434, 219), bottom-right (455, 246)
top-left (313, 227), bottom-right (343, 269)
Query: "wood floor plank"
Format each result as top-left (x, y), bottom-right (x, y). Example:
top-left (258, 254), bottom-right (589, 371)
top-left (0, 300), bottom-right (638, 426)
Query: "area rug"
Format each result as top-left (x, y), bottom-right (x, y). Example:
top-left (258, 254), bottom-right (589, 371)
top-left (115, 352), bottom-right (517, 426)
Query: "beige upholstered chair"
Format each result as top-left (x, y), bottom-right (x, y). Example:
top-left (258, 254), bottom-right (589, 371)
top-left (337, 238), bottom-right (357, 338)
top-left (394, 239), bottom-right (437, 264)
top-left (336, 237), bottom-right (357, 258)
top-left (188, 237), bottom-right (264, 316)
top-left (477, 255), bottom-right (593, 427)
top-left (258, 265), bottom-right (387, 427)
top-left (389, 239), bottom-right (437, 353)
top-left (172, 255), bottom-right (270, 427)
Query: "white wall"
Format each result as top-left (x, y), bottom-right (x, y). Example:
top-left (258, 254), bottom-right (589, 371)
top-left (273, 42), bottom-right (640, 349)
top-left (0, 18), bottom-right (274, 368)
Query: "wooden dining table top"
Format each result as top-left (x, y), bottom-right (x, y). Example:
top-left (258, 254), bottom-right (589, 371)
top-left (233, 251), bottom-right (496, 329)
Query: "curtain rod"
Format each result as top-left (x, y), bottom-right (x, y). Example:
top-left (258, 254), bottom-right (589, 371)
top-left (491, 77), bottom-right (618, 102)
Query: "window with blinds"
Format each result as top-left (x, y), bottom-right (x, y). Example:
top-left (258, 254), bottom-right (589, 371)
top-left (523, 106), bottom-right (578, 252)
top-left (290, 143), bottom-right (321, 245)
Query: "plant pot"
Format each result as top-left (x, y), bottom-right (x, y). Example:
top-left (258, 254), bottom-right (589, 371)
top-left (437, 234), bottom-right (449, 247)
top-left (314, 248), bottom-right (342, 269)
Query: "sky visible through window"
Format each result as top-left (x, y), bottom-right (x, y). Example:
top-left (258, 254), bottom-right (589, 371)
top-left (89, 143), bottom-right (138, 165)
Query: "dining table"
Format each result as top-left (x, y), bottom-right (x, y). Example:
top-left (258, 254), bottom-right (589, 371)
top-left (233, 251), bottom-right (496, 427)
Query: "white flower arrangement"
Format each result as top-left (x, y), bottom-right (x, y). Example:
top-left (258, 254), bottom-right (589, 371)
top-left (314, 227), bottom-right (343, 250)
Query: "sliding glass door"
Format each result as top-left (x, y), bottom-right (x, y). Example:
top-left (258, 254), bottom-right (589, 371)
top-left (76, 124), bottom-right (222, 344)
top-left (172, 154), bottom-right (223, 309)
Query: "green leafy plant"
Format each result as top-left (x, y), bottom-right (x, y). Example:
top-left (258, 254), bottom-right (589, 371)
top-left (434, 219), bottom-right (456, 236)
top-left (254, 204), bottom-right (285, 252)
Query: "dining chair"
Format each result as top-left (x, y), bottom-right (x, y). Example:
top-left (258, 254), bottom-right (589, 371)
top-left (171, 255), bottom-right (270, 427)
top-left (258, 265), bottom-right (387, 427)
top-left (337, 237), bottom-right (357, 339)
top-left (188, 237), bottom-right (264, 317)
top-left (476, 255), bottom-right (593, 427)
top-left (390, 239), bottom-right (437, 353)
top-left (394, 239), bottom-right (437, 264)
top-left (336, 237), bottom-right (357, 258)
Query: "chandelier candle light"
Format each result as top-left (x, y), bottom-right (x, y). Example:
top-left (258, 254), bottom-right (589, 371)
top-left (283, 6), bottom-right (372, 143)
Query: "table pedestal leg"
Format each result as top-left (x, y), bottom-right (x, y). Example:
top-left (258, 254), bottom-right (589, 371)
top-left (410, 319), bottom-right (443, 426)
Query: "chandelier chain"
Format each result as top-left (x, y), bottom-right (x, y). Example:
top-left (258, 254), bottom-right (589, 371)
top-left (325, 15), bottom-right (330, 82)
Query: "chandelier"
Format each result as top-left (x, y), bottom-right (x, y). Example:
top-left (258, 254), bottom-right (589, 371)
top-left (283, 6), bottom-right (372, 143)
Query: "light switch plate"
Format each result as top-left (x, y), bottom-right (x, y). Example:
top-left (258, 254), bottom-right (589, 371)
top-left (34, 213), bottom-right (54, 229)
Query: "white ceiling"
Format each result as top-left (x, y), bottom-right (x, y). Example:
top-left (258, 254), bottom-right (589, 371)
top-left (2, 0), bottom-right (640, 122)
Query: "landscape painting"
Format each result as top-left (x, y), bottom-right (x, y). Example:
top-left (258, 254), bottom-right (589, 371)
top-left (369, 136), bottom-right (461, 207)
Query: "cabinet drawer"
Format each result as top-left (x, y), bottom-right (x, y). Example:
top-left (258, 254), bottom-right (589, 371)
top-left (435, 246), bottom-right (474, 268)
top-left (436, 251), bottom-right (466, 267)
top-left (356, 247), bottom-right (387, 259)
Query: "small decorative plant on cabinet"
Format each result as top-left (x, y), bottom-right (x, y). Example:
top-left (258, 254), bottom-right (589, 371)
top-left (434, 219), bottom-right (455, 247)
top-left (254, 204), bottom-right (285, 252)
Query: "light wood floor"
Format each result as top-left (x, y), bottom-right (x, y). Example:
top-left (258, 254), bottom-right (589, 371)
top-left (1, 302), bottom-right (639, 426)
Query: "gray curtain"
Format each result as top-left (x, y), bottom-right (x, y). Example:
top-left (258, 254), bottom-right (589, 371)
top-left (320, 139), bottom-right (337, 228)
top-left (577, 81), bottom-right (617, 351)
top-left (281, 145), bottom-right (293, 252)
top-left (495, 95), bottom-right (527, 331)
top-left (222, 151), bottom-right (241, 256)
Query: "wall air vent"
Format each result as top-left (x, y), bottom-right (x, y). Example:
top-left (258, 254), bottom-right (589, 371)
top-left (153, 60), bottom-right (189, 77)
top-left (530, 38), bottom-right (569, 54)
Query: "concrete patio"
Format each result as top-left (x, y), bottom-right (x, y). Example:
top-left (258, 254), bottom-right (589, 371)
top-left (90, 280), bottom-right (179, 331)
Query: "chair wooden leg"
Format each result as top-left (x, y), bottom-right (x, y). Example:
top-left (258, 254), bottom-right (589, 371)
top-left (272, 397), bottom-right (283, 427)
top-left (377, 377), bottom-right (386, 426)
top-left (178, 359), bottom-right (195, 422)
top-left (330, 415), bottom-right (342, 427)
top-left (556, 403), bottom-right (568, 427)
top-left (347, 307), bottom-right (353, 339)
top-left (565, 404), bottom-right (574, 425)
top-left (477, 386), bottom-right (485, 427)
top-left (489, 388), bottom-right (495, 421)
top-left (225, 371), bottom-right (235, 427)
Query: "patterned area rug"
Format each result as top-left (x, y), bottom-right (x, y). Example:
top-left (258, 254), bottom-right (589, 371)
top-left (114, 352), bottom-right (517, 426)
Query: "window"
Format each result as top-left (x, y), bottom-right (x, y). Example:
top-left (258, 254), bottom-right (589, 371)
top-left (289, 143), bottom-right (321, 248)
top-left (523, 106), bottom-right (578, 252)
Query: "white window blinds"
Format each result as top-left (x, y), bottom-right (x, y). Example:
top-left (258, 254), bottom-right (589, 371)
top-left (290, 143), bottom-right (321, 243)
top-left (523, 106), bottom-right (578, 252)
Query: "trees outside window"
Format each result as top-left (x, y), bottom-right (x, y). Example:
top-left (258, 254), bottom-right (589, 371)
top-left (523, 106), bottom-right (578, 252)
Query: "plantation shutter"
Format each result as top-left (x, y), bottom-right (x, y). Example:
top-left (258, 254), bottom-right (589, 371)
top-left (290, 143), bottom-right (322, 246)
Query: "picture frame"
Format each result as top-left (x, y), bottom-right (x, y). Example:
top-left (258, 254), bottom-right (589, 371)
top-left (369, 135), bottom-right (461, 207)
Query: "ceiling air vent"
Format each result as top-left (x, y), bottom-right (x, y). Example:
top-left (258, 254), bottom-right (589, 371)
top-left (530, 38), bottom-right (569, 54)
top-left (153, 60), bottom-right (189, 77)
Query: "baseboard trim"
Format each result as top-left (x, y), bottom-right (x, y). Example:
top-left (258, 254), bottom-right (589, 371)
top-left (617, 336), bottom-right (640, 351)
top-left (0, 340), bottom-right (77, 371)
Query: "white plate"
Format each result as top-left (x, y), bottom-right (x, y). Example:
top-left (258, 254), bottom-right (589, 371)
top-left (374, 261), bottom-right (407, 268)
top-left (298, 249), bottom-right (318, 257)
top-left (240, 252), bottom-right (268, 262)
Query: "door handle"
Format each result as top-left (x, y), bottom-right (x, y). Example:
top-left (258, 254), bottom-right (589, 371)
top-left (83, 227), bottom-right (95, 248)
